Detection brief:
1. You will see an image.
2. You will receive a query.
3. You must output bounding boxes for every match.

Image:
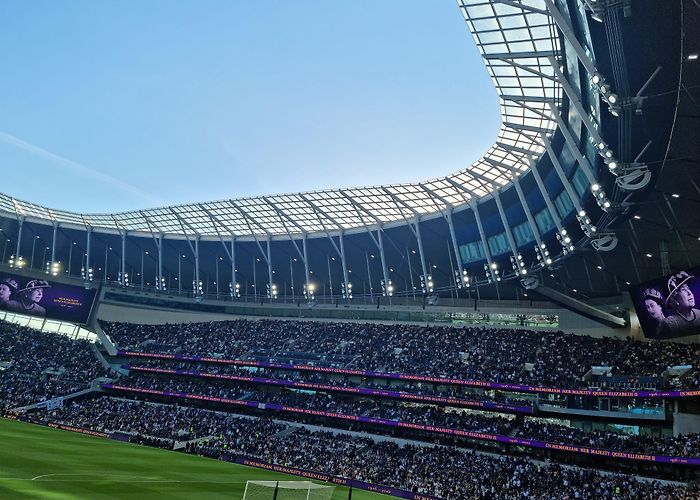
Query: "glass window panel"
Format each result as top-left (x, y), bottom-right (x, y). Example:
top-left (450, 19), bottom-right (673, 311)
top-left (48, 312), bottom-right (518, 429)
top-left (459, 241), bottom-right (486, 264)
top-left (572, 167), bottom-right (589, 197)
top-left (487, 232), bottom-right (510, 256)
top-left (513, 221), bottom-right (535, 246)
top-left (554, 191), bottom-right (574, 218)
top-left (534, 208), bottom-right (556, 234)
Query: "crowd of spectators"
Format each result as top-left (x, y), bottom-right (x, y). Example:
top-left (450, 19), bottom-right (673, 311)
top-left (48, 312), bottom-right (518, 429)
top-left (102, 319), bottom-right (700, 390)
top-left (124, 358), bottom-right (536, 408)
top-left (0, 321), bottom-right (111, 409)
top-left (43, 396), bottom-right (695, 499)
top-left (48, 396), bottom-right (285, 443)
top-left (516, 420), bottom-right (700, 458)
top-left (111, 373), bottom-right (700, 457)
top-left (116, 373), bottom-right (518, 436)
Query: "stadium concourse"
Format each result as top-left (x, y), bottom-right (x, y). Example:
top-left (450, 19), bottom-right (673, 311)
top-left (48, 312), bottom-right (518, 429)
top-left (1, 0), bottom-right (700, 498)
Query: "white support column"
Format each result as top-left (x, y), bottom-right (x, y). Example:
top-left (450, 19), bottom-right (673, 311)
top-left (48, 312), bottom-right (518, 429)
top-left (67, 241), bottom-right (73, 277)
top-left (377, 229), bottom-right (391, 296)
top-left (302, 233), bottom-right (310, 287)
top-left (120, 231), bottom-right (127, 287)
top-left (231, 235), bottom-right (237, 297)
top-left (158, 233), bottom-right (164, 289)
top-left (194, 236), bottom-right (200, 296)
top-left (541, 134), bottom-right (585, 213)
top-left (214, 253), bottom-right (219, 298)
top-left (541, 0), bottom-right (597, 75)
top-left (494, 191), bottom-right (525, 277)
top-left (529, 159), bottom-right (565, 231)
top-left (50, 222), bottom-right (58, 266)
top-left (266, 237), bottom-right (274, 299)
top-left (85, 226), bottom-right (92, 281)
top-left (339, 231), bottom-right (350, 299)
top-left (512, 177), bottom-right (544, 248)
top-left (178, 254), bottom-right (182, 293)
top-left (545, 56), bottom-right (604, 146)
top-left (413, 219), bottom-right (430, 294)
top-left (472, 200), bottom-right (500, 286)
top-left (15, 216), bottom-right (24, 260)
top-left (446, 210), bottom-right (465, 280)
top-left (472, 201), bottom-right (493, 265)
top-left (545, 103), bottom-right (599, 185)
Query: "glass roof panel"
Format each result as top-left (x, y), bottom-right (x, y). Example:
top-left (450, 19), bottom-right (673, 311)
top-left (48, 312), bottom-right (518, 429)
top-left (1, 0), bottom-right (562, 238)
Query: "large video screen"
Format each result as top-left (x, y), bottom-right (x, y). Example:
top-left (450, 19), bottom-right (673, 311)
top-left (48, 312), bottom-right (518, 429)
top-left (631, 267), bottom-right (700, 339)
top-left (0, 272), bottom-right (97, 324)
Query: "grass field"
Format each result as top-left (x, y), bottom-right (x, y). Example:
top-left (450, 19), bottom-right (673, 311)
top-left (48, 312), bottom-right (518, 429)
top-left (0, 418), bottom-right (394, 500)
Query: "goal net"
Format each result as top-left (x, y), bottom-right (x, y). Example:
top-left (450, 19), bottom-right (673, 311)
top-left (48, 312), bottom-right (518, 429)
top-left (243, 481), bottom-right (335, 500)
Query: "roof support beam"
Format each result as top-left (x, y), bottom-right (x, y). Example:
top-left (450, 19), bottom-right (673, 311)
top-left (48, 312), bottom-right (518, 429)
top-left (480, 157), bottom-right (549, 262)
top-left (468, 167), bottom-right (506, 188)
top-left (539, 133), bottom-right (585, 214)
top-left (298, 194), bottom-right (349, 293)
top-left (545, 101), bottom-right (599, 186)
top-left (228, 201), bottom-right (270, 264)
top-left (14, 216), bottom-right (24, 261)
top-left (339, 190), bottom-right (384, 227)
top-left (266, 237), bottom-right (274, 300)
top-left (376, 229), bottom-right (391, 298)
top-left (139, 212), bottom-right (166, 289)
top-left (444, 177), bottom-right (476, 203)
top-left (170, 209), bottom-right (200, 260)
top-left (495, 142), bottom-right (537, 158)
top-left (227, 201), bottom-right (271, 238)
top-left (471, 200), bottom-right (497, 284)
top-left (120, 230), bottom-right (127, 288)
top-left (50, 221), bottom-right (58, 268)
top-left (512, 175), bottom-right (545, 261)
top-left (483, 50), bottom-right (557, 60)
top-left (338, 191), bottom-right (389, 294)
top-left (541, 0), bottom-right (597, 76)
top-left (528, 157), bottom-right (565, 236)
top-left (198, 206), bottom-right (239, 277)
top-left (490, 0), bottom-right (549, 16)
top-left (503, 121), bottom-right (553, 135)
top-left (230, 235), bottom-right (237, 296)
top-left (419, 184), bottom-right (466, 287)
top-left (111, 215), bottom-right (129, 288)
top-left (494, 191), bottom-right (523, 277)
top-left (500, 95), bottom-right (555, 104)
top-left (85, 226), bottom-right (92, 284)
top-left (545, 56), bottom-right (604, 147)
top-left (496, 58), bottom-right (557, 82)
top-left (263, 197), bottom-right (308, 265)
top-left (194, 236), bottom-right (200, 296)
top-left (381, 188), bottom-right (430, 291)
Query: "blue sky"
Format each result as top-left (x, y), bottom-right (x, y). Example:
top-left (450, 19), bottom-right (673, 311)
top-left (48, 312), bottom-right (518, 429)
top-left (0, 1), bottom-right (500, 213)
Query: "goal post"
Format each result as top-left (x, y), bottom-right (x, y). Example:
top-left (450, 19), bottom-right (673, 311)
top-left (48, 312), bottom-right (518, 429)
top-left (243, 480), bottom-right (335, 500)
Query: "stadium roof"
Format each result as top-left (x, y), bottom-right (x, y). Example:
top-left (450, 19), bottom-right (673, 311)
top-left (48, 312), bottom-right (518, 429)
top-left (0, 0), bottom-right (562, 240)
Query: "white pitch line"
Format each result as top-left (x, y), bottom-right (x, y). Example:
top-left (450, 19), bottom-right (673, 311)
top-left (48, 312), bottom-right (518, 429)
top-left (29, 473), bottom-right (164, 481)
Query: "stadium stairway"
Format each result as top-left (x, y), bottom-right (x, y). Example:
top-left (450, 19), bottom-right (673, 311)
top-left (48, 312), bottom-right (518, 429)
top-left (93, 321), bottom-right (118, 356)
top-left (271, 426), bottom-right (297, 439)
top-left (91, 343), bottom-right (127, 376)
top-left (9, 377), bottom-right (112, 413)
top-left (173, 434), bottom-right (217, 451)
top-left (237, 391), bottom-right (257, 401)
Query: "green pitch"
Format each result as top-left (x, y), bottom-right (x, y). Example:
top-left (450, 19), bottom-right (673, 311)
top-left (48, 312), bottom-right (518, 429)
top-left (0, 418), bottom-right (394, 500)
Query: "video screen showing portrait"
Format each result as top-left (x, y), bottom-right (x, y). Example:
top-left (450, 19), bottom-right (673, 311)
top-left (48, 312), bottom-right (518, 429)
top-left (0, 272), bottom-right (97, 324)
top-left (631, 268), bottom-right (700, 339)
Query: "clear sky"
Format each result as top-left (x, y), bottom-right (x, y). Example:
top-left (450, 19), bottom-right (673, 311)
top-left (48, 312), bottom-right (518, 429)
top-left (0, 1), bottom-right (500, 214)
